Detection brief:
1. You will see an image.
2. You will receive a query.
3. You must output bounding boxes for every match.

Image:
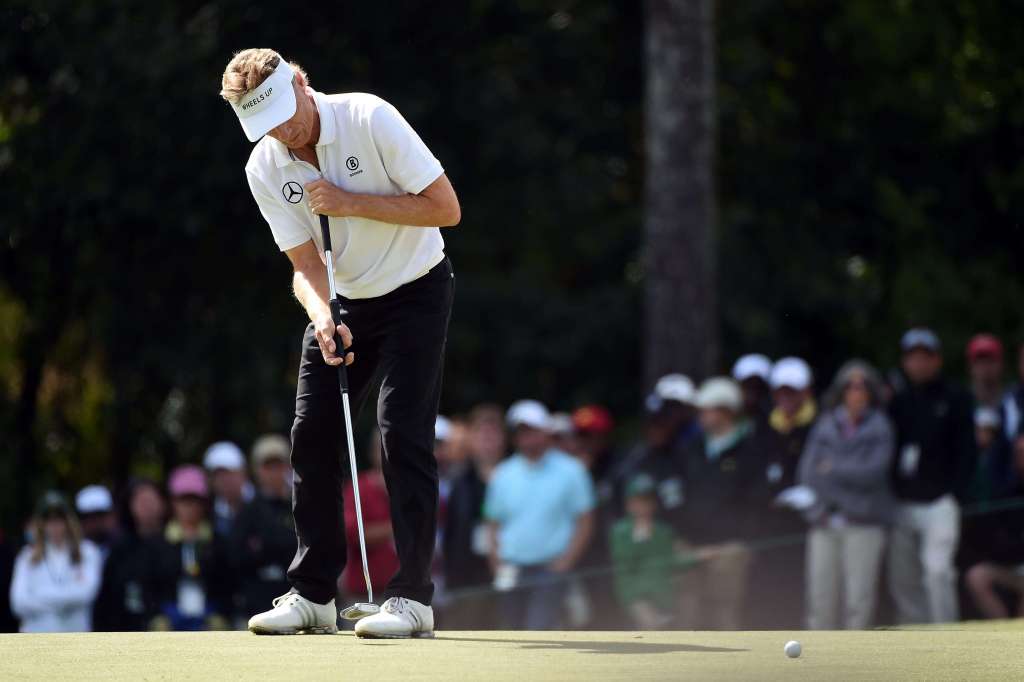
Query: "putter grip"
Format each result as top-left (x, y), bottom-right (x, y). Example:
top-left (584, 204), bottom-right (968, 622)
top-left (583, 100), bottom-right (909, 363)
top-left (329, 298), bottom-right (350, 367)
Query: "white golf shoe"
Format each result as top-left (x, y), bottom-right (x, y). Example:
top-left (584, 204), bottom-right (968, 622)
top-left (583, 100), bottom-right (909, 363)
top-left (248, 592), bottom-right (338, 635)
top-left (354, 597), bottom-right (434, 639)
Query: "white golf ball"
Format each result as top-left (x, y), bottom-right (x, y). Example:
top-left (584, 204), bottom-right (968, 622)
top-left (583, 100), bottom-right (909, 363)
top-left (784, 640), bottom-right (802, 658)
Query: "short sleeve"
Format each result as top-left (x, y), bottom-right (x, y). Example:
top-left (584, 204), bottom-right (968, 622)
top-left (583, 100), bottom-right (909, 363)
top-left (370, 102), bottom-right (444, 195)
top-left (568, 462), bottom-right (596, 516)
top-left (246, 170), bottom-right (311, 252)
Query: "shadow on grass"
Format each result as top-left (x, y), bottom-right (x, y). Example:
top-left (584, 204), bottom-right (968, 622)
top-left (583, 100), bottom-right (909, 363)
top-left (437, 636), bottom-right (747, 655)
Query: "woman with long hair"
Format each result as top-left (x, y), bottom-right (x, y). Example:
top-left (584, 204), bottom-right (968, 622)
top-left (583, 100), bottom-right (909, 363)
top-left (798, 360), bottom-right (896, 630)
top-left (9, 491), bottom-right (103, 632)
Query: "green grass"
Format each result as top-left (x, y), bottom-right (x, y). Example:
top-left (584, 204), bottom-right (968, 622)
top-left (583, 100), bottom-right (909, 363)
top-left (1, 624), bottom-right (1022, 681)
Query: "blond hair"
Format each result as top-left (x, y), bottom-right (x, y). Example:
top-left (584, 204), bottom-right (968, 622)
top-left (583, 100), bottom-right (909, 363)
top-left (29, 508), bottom-right (84, 565)
top-left (219, 48), bottom-right (308, 105)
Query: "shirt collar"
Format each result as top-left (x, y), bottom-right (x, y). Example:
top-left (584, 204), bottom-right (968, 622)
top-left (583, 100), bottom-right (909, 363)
top-left (770, 398), bottom-right (818, 434)
top-left (313, 91), bottom-right (336, 146)
top-left (268, 90), bottom-right (335, 168)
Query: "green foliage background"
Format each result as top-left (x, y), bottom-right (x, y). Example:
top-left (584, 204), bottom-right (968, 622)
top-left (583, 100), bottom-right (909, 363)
top-left (1, 0), bottom-right (1022, 528)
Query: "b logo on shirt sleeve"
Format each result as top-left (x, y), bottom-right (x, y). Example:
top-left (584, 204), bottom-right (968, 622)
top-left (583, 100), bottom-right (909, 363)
top-left (282, 181), bottom-right (304, 203)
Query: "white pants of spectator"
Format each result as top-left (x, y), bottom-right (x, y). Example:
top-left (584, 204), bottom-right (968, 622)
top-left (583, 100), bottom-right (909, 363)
top-left (887, 494), bottom-right (960, 624)
top-left (806, 524), bottom-right (886, 630)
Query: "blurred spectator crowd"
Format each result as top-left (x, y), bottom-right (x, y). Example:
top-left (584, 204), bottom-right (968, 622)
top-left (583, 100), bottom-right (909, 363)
top-left (3, 328), bottom-right (1024, 633)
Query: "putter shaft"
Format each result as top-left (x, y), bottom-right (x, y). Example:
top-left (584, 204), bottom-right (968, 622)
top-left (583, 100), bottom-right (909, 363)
top-left (319, 214), bottom-right (374, 605)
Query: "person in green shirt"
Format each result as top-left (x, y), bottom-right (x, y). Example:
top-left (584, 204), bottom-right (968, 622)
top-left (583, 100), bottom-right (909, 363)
top-left (609, 474), bottom-right (682, 629)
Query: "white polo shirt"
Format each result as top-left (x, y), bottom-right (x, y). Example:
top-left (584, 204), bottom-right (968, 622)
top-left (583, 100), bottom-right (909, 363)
top-left (245, 92), bottom-right (445, 299)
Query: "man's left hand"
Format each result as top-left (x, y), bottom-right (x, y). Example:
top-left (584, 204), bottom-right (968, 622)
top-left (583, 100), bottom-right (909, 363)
top-left (306, 178), bottom-right (357, 217)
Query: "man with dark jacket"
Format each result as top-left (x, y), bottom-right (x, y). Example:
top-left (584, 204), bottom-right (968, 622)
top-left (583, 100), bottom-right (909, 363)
top-left (674, 378), bottom-right (764, 630)
top-left (92, 479), bottom-right (170, 632)
top-left (231, 435), bottom-right (295, 621)
top-left (610, 374), bottom-right (701, 531)
top-left (888, 328), bottom-right (976, 624)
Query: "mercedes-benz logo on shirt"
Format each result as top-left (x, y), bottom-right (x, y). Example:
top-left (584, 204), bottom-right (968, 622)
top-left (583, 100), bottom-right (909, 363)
top-left (346, 156), bottom-right (360, 171)
top-left (282, 181), bottom-right (303, 203)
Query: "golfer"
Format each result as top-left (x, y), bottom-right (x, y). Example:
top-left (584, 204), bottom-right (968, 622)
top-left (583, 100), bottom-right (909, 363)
top-left (220, 49), bottom-right (459, 638)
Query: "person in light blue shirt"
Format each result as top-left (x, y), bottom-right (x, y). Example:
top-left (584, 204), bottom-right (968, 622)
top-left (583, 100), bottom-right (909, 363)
top-left (484, 400), bottom-right (595, 629)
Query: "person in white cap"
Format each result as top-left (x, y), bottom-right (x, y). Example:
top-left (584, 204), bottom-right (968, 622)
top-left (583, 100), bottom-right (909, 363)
top-left (752, 357), bottom-right (818, 630)
top-left (231, 435), bottom-right (295, 625)
top-left (648, 373), bottom-right (702, 449)
top-left (483, 400), bottom-right (595, 629)
top-left (75, 485), bottom-right (118, 559)
top-left (768, 357), bottom-right (819, 468)
top-left (221, 48), bottom-right (459, 638)
top-left (610, 374), bottom-right (700, 549)
top-left (673, 377), bottom-right (760, 630)
top-left (202, 441), bottom-right (253, 539)
top-left (732, 354), bottom-right (773, 423)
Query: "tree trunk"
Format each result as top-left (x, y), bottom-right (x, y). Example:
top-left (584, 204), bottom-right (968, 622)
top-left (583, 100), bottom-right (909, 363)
top-left (644, 0), bottom-right (718, 387)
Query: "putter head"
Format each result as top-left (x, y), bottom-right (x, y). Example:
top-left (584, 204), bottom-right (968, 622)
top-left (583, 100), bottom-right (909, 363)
top-left (340, 602), bottom-right (380, 620)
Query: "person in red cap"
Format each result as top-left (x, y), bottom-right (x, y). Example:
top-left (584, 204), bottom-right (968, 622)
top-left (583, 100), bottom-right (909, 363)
top-left (570, 404), bottom-right (621, 628)
top-left (966, 334), bottom-right (1006, 409)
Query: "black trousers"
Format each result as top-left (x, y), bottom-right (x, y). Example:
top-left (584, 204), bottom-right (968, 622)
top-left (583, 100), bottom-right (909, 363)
top-left (287, 256), bottom-right (454, 605)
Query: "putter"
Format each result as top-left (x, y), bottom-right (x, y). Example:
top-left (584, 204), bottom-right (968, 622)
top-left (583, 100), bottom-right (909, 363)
top-left (318, 213), bottom-right (380, 621)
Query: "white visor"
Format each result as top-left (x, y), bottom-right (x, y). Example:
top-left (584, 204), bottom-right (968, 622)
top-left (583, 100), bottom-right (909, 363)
top-left (230, 60), bottom-right (297, 142)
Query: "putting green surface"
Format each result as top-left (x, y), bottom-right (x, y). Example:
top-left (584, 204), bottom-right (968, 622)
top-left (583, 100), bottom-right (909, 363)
top-left (1, 626), bottom-right (1022, 681)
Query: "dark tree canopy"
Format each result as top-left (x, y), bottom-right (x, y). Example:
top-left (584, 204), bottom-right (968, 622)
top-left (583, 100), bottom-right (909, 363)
top-left (1, 0), bottom-right (1022, 528)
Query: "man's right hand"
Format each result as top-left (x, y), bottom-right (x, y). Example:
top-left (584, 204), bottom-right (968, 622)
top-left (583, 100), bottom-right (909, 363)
top-left (314, 315), bottom-right (354, 366)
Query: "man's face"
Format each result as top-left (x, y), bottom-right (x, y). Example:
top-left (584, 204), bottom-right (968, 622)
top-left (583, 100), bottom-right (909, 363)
top-left (513, 425), bottom-right (550, 458)
top-left (969, 355), bottom-right (1003, 385)
top-left (212, 468), bottom-right (247, 502)
top-left (699, 407), bottom-right (735, 436)
top-left (267, 77), bottom-right (318, 148)
top-left (130, 485), bottom-right (165, 530)
top-left (79, 511), bottom-right (117, 539)
top-left (257, 458), bottom-right (290, 498)
top-left (740, 377), bottom-right (769, 412)
top-left (902, 348), bottom-right (942, 385)
top-left (469, 417), bottom-right (506, 464)
top-left (772, 387), bottom-right (807, 415)
top-left (644, 413), bottom-right (674, 448)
